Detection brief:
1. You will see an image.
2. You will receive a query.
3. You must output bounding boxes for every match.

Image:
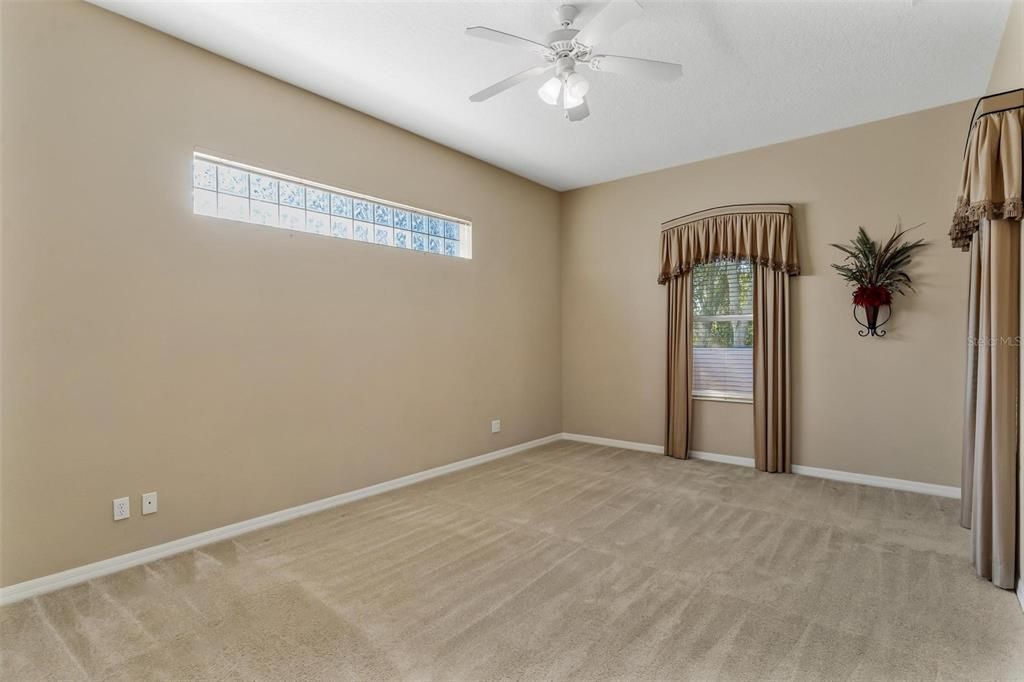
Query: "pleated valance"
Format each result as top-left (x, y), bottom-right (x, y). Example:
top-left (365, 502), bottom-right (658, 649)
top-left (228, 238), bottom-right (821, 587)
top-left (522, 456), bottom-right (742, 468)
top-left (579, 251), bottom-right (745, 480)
top-left (950, 90), bottom-right (1023, 250)
top-left (658, 203), bottom-right (799, 284)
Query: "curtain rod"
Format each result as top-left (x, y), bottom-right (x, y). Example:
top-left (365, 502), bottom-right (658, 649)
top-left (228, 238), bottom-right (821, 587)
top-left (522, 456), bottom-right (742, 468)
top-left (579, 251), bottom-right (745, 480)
top-left (964, 87), bottom-right (1023, 156)
top-left (661, 202), bottom-right (793, 231)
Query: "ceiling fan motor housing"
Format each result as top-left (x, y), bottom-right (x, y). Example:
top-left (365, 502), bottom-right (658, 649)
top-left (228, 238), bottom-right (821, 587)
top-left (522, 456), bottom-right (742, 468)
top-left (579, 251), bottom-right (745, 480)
top-left (546, 29), bottom-right (580, 58)
top-left (549, 6), bottom-right (591, 60)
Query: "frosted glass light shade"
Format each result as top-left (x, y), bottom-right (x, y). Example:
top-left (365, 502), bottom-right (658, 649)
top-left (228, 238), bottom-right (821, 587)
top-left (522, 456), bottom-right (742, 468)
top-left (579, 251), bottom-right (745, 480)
top-left (563, 88), bottom-right (585, 110)
top-left (564, 72), bottom-right (590, 99)
top-left (537, 77), bottom-right (562, 106)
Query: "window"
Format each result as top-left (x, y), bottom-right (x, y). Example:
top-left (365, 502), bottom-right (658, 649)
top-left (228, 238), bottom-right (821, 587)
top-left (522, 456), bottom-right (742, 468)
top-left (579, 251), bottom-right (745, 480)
top-left (191, 152), bottom-right (472, 259)
top-left (692, 260), bottom-right (753, 401)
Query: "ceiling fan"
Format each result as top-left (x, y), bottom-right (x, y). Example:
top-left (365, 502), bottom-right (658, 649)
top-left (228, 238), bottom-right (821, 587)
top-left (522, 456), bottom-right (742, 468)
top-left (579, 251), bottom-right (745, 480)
top-left (466, 1), bottom-right (682, 122)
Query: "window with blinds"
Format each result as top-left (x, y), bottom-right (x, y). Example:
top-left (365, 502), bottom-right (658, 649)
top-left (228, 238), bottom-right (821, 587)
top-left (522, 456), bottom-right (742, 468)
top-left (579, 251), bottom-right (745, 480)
top-left (692, 260), bottom-right (753, 401)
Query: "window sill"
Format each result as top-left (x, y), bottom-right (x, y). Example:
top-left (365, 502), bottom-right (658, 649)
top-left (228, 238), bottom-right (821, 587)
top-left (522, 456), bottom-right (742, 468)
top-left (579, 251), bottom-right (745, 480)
top-left (693, 395), bottom-right (753, 405)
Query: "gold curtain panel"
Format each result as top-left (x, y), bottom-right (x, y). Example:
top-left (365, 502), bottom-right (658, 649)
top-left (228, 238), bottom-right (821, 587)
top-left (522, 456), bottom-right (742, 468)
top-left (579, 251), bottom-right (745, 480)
top-left (950, 90), bottom-right (1023, 250)
top-left (660, 202), bottom-right (797, 473)
top-left (658, 204), bottom-right (800, 284)
top-left (953, 91), bottom-right (1022, 591)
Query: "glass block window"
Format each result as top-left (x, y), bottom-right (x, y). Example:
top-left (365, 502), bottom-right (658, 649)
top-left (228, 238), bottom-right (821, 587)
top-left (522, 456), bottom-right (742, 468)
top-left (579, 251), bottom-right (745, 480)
top-left (692, 260), bottom-right (753, 401)
top-left (192, 153), bottom-right (472, 259)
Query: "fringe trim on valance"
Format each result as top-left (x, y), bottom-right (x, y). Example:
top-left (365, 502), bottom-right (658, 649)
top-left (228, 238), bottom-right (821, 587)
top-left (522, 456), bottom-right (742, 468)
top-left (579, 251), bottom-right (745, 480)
top-left (949, 197), bottom-right (1024, 251)
top-left (658, 205), bottom-right (799, 285)
top-left (951, 98), bottom-right (1022, 250)
top-left (656, 255), bottom-right (801, 284)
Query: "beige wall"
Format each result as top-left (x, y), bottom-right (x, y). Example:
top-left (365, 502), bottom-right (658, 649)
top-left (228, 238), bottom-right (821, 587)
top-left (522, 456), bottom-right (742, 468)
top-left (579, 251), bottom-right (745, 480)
top-left (2, 0), bottom-right (1016, 589)
top-left (988, 0), bottom-right (1022, 94)
top-left (562, 100), bottom-right (975, 486)
top-left (0, 1), bottom-right (562, 586)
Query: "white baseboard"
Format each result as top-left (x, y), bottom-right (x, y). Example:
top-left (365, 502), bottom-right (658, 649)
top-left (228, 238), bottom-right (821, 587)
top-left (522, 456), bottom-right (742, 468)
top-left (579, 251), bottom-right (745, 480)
top-left (789, 462), bottom-right (960, 499)
top-left (0, 431), bottom-right (967, 605)
top-left (689, 449), bottom-right (756, 468)
top-left (0, 433), bottom-right (563, 606)
top-left (560, 433), bottom-right (961, 499)
top-left (558, 432), bottom-right (662, 454)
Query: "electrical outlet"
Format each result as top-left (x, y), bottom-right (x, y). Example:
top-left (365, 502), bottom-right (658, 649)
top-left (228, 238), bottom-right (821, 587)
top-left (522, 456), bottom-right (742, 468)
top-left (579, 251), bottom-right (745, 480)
top-left (113, 497), bottom-right (130, 521)
top-left (141, 491), bottom-right (158, 515)
top-left (491, 419), bottom-right (501, 433)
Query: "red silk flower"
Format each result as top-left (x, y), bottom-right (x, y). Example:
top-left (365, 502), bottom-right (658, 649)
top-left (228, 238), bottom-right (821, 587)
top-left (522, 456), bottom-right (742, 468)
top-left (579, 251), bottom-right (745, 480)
top-left (852, 285), bottom-right (893, 308)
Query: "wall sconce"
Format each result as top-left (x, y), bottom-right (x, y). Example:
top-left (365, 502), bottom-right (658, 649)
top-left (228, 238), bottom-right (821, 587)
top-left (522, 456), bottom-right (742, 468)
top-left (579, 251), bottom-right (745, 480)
top-left (831, 222), bottom-right (927, 338)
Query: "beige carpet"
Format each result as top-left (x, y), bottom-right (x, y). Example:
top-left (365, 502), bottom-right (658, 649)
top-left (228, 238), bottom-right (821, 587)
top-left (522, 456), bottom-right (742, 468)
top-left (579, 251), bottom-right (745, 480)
top-left (3, 440), bottom-right (1023, 680)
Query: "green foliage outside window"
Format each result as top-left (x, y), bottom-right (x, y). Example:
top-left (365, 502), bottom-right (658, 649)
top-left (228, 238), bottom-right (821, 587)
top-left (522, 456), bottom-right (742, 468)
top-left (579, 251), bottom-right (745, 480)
top-left (692, 260), bottom-right (753, 348)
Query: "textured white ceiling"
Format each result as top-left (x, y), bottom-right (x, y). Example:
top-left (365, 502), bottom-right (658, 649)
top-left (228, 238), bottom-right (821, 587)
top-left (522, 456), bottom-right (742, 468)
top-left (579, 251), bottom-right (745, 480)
top-left (91, 1), bottom-right (1011, 191)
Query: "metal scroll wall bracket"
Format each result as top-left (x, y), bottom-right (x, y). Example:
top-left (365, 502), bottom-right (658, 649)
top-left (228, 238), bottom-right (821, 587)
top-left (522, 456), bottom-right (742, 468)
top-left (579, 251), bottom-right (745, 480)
top-left (854, 304), bottom-right (891, 337)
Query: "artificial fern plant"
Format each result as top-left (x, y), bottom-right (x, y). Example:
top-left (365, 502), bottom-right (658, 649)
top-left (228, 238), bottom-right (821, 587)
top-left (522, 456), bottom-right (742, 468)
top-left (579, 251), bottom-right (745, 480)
top-left (830, 222), bottom-right (928, 307)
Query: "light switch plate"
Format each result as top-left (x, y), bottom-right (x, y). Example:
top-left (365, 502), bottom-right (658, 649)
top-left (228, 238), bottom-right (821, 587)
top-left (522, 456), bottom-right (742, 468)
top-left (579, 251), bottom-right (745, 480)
top-left (491, 419), bottom-right (501, 433)
top-left (142, 491), bottom-right (158, 515)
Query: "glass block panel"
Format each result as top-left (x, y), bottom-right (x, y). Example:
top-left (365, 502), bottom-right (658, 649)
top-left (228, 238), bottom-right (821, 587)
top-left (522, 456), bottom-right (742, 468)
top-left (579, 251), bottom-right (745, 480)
top-left (331, 194), bottom-right (352, 217)
top-left (218, 193), bottom-right (249, 221)
top-left (193, 160), bottom-right (217, 190)
top-left (354, 221), bottom-right (372, 242)
top-left (250, 174), bottom-right (278, 203)
top-left (306, 211), bottom-right (329, 235)
top-left (218, 166), bottom-right (249, 198)
top-left (331, 217), bottom-right (352, 239)
top-left (374, 226), bottom-right (393, 246)
top-left (280, 205), bottom-right (305, 231)
top-left (306, 188), bottom-right (329, 214)
top-left (190, 153), bottom-right (472, 257)
top-left (280, 181), bottom-right (305, 208)
top-left (373, 204), bottom-right (392, 226)
top-left (193, 188), bottom-right (217, 216)
top-left (353, 199), bottom-right (372, 222)
top-left (251, 200), bottom-right (279, 226)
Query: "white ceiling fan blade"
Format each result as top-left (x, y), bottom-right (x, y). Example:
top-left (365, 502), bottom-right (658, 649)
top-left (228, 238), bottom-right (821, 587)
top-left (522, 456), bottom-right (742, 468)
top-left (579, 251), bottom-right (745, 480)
top-left (465, 27), bottom-right (552, 56)
top-left (565, 98), bottom-right (590, 122)
top-left (469, 65), bottom-right (555, 102)
top-left (588, 55), bottom-right (682, 82)
top-left (574, 1), bottom-right (644, 49)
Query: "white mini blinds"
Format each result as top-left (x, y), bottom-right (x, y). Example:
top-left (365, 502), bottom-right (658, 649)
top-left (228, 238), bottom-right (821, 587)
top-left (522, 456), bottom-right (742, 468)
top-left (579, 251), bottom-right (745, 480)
top-left (691, 260), bottom-right (753, 401)
top-left (191, 153), bottom-right (472, 259)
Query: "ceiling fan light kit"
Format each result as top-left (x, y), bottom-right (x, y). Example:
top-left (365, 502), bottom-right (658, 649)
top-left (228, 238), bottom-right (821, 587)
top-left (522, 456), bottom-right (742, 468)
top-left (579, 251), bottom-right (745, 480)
top-left (538, 56), bottom-right (589, 114)
top-left (466, 2), bottom-right (682, 122)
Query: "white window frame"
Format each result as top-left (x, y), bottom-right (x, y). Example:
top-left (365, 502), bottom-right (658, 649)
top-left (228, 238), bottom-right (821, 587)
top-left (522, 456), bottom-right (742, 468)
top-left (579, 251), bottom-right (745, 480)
top-left (691, 269), bottom-right (754, 404)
